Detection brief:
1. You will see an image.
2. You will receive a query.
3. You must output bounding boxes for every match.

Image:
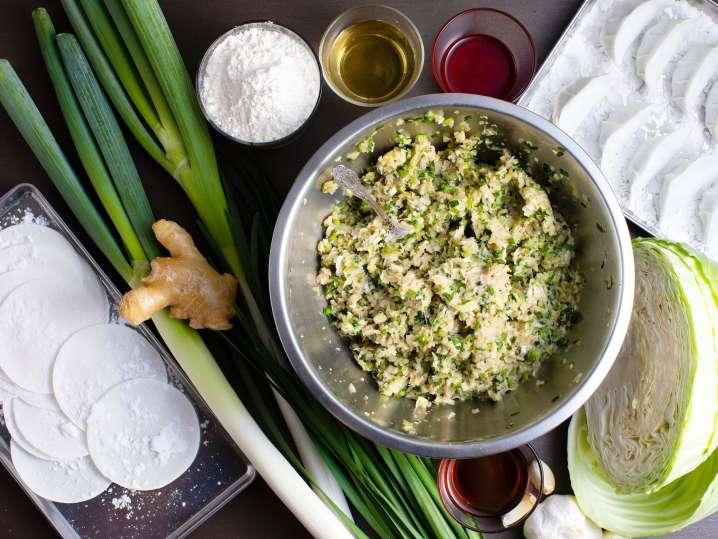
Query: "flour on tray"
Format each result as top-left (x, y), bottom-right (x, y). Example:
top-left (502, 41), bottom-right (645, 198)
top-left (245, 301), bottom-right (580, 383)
top-left (523, 0), bottom-right (718, 258)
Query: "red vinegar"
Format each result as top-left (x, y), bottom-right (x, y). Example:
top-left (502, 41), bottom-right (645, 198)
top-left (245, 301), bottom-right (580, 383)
top-left (441, 34), bottom-right (517, 99)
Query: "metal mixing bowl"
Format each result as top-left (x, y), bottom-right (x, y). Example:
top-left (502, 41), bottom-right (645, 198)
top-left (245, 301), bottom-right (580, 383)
top-left (269, 94), bottom-right (634, 458)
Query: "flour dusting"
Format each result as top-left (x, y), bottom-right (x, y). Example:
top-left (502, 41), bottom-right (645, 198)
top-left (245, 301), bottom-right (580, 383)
top-left (522, 0), bottom-right (718, 257)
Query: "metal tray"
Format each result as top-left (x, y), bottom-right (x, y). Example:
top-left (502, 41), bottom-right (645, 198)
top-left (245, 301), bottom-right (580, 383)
top-left (518, 0), bottom-right (718, 241)
top-left (0, 183), bottom-right (255, 538)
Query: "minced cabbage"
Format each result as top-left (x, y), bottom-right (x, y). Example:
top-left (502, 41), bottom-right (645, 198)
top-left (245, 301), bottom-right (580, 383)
top-left (317, 126), bottom-right (581, 403)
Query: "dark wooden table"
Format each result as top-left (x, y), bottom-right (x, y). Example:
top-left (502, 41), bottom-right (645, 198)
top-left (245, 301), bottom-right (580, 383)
top-left (1, 0), bottom-right (715, 537)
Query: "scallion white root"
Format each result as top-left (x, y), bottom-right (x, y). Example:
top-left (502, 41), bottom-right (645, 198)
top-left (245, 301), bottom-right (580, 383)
top-left (152, 313), bottom-right (353, 539)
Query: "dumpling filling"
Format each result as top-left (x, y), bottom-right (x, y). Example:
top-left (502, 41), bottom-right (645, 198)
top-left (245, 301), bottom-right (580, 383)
top-left (317, 127), bottom-right (582, 403)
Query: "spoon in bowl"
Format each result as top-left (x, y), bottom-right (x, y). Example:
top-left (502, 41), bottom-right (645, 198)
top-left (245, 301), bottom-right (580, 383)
top-left (331, 164), bottom-right (412, 242)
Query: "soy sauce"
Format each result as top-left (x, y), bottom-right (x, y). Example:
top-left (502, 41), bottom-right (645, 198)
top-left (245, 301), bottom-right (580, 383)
top-left (446, 449), bottom-right (528, 516)
top-left (441, 34), bottom-right (517, 99)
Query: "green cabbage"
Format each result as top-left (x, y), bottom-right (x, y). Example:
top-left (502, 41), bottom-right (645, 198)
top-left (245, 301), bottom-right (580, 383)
top-left (569, 239), bottom-right (718, 536)
top-left (569, 409), bottom-right (718, 537)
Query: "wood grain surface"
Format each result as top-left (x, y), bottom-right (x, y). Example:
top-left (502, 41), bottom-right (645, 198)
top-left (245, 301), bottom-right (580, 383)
top-left (1, 0), bottom-right (715, 537)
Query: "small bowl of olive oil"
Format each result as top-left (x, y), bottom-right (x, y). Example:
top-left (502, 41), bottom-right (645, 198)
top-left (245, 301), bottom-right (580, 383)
top-left (319, 5), bottom-right (424, 107)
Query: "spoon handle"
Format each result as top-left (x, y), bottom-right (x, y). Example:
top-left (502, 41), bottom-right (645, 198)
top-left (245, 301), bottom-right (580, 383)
top-left (331, 165), bottom-right (391, 221)
top-left (331, 164), bottom-right (411, 241)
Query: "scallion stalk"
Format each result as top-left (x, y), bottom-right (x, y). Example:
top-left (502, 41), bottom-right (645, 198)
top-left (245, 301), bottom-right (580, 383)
top-left (0, 57), bottom-right (354, 539)
top-left (56, 32), bottom-right (158, 260)
top-left (75, 0), bottom-right (350, 515)
top-left (33, 9), bottom-right (146, 275)
top-left (152, 314), bottom-right (357, 539)
top-left (59, 0), bottom-right (172, 173)
top-left (23, 2), bottom-right (485, 537)
top-left (0, 58), bottom-right (131, 280)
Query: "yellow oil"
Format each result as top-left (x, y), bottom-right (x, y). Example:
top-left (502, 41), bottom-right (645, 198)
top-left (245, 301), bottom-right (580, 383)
top-left (326, 20), bottom-right (415, 104)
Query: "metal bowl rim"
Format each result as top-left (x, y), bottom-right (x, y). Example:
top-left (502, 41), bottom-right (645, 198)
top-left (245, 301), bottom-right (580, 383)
top-left (269, 93), bottom-right (634, 458)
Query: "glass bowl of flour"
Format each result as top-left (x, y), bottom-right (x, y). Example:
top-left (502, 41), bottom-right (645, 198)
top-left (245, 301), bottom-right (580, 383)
top-left (197, 21), bottom-right (322, 147)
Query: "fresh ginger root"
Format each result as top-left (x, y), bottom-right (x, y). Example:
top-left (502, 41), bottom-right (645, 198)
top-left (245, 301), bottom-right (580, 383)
top-left (119, 219), bottom-right (237, 330)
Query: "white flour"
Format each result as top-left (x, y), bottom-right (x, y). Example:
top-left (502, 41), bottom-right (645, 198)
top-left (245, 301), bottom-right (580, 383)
top-left (200, 22), bottom-right (320, 143)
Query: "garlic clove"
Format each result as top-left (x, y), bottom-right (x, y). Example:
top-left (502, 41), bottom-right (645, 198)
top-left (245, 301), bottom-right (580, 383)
top-left (527, 459), bottom-right (556, 495)
top-left (541, 459), bottom-right (556, 495)
top-left (501, 492), bottom-right (538, 528)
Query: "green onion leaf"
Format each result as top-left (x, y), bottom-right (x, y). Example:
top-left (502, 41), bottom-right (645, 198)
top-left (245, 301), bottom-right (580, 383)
top-left (0, 59), bottom-right (132, 281)
top-left (33, 8), bottom-right (146, 272)
top-left (57, 32), bottom-right (159, 260)
top-left (59, 0), bottom-right (172, 173)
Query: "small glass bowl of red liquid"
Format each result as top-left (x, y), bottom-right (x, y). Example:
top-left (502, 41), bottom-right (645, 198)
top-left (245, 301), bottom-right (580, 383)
top-left (437, 444), bottom-right (543, 533)
top-left (432, 8), bottom-right (537, 102)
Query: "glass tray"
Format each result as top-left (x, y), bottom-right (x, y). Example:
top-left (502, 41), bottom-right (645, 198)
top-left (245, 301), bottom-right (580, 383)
top-left (0, 183), bottom-right (255, 538)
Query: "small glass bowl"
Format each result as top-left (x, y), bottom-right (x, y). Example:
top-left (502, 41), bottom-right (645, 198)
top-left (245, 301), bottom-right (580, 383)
top-left (432, 8), bottom-right (536, 102)
top-left (437, 444), bottom-right (543, 533)
top-left (319, 5), bottom-right (424, 107)
top-left (196, 21), bottom-right (322, 148)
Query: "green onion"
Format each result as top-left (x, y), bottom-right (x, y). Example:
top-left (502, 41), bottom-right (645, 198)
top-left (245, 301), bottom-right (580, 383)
top-left (56, 32), bottom-right (158, 260)
top-left (0, 56), bottom-right (354, 539)
top-left (88, 0), bottom-right (349, 514)
top-left (120, 0), bottom-right (239, 275)
top-left (59, 0), bottom-right (171, 172)
top-left (33, 8), bottom-right (146, 276)
top-left (78, 0), bottom-right (157, 136)
top-left (12, 2), bottom-right (487, 537)
top-left (0, 58), bottom-right (131, 280)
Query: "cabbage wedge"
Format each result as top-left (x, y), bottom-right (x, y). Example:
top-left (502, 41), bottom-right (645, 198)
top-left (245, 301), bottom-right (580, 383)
top-left (570, 239), bottom-right (718, 536)
top-left (583, 239), bottom-right (718, 494)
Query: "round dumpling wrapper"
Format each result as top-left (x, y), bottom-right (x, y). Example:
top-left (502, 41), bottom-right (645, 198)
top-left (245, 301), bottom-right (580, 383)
top-left (0, 223), bottom-right (70, 250)
top-left (13, 398), bottom-right (87, 460)
top-left (86, 378), bottom-right (200, 490)
top-left (53, 324), bottom-right (167, 428)
top-left (11, 441), bottom-right (110, 503)
top-left (0, 279), bottom-right (108, 393)
top-left (0, 370), bottom-right (58, 410)
top-left (4, 398), bottom-right (54, 460)
top-left (0, 224), bottom-right (104, 303)
top-left (0, 271), bottom-right (41, 305)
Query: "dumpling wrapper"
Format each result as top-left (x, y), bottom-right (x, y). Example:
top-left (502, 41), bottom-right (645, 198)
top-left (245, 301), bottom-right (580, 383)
top-left (53, 324), bottom-right (167, 428)
top-left (636, 19), bottom-right (697, 94)
top-left (0, 387), bottom-right (13, 404)
top-left (11, 441), bottom-right (110, 503)
top-left (13, 398), bottom-right (88, 460)
top-left (553, 75), bottom-right (613, 136)
top-left (0, 271), bottom-right (41, 305)
top-left (599, 105), bottom-right (653, 186)
top-left (699, 183), bottom-right (718, 260)
top-left (0, 223), bottom-right (72, 251)
top-left (0, 225), bottom-right (106, 306)
top-left (0, 279), bottom-right (108, 394)
top-left (658, 155), bottom-right (718, 242)
top-left (627, 126), bottom-right (694, 211)
top-left (603, 0), bottom-right (675, 64)
top-left (0, 370), bottom-right (58, 411)
top-left (671, 45), bottom-right (718, 116)
top-left (86, 378), bottom-right (200, 491)
top-left (4, 398), bottom-right (55, 460)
